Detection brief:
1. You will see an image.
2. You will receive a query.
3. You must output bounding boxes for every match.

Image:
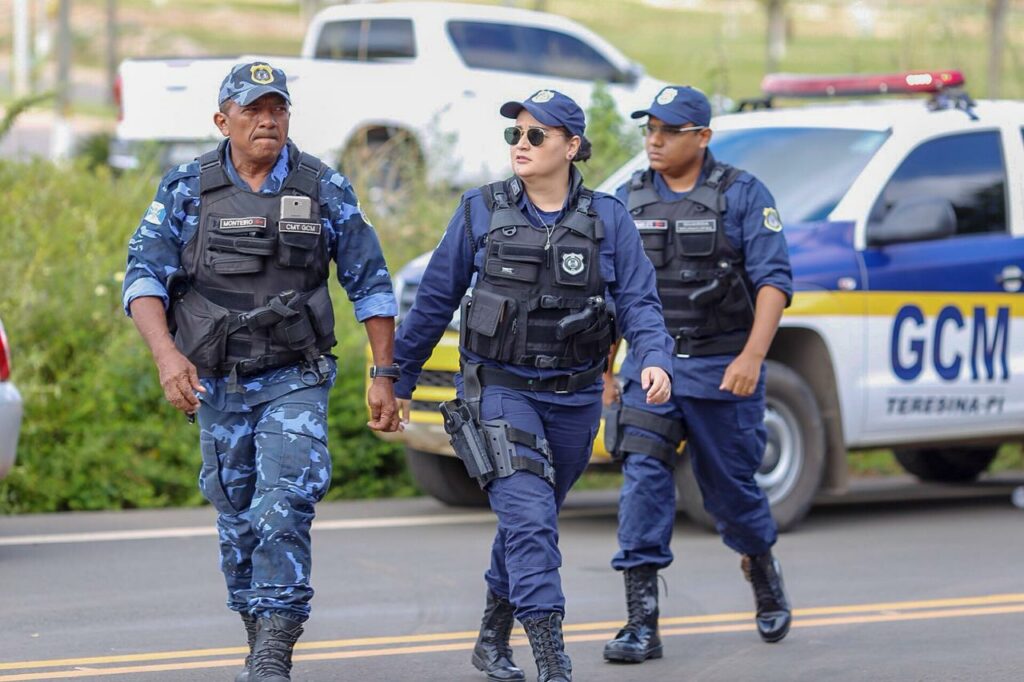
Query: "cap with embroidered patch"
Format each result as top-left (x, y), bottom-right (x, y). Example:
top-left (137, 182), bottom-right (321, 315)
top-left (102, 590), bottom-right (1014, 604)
top-left (500, 89), bottom-right (586, 137)
top-left (218, 61), bottom-right (291, 107)
top-left (631, 85), bottom-right (711, 127)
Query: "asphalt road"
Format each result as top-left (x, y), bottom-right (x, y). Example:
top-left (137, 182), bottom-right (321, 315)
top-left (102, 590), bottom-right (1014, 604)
top-left (3, 477), bottom-right (1024, 682)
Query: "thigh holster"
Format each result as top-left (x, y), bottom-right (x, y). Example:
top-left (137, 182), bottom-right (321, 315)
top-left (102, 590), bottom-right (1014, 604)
top-left (440, 392), bottom-right (555, 489)
top-left (481, 419), bottom-right (555, 488)
top-left (604, 402), bottom-right (685, 469)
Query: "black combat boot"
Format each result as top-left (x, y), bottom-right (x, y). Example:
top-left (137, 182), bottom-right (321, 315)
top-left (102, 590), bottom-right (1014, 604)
top-left (471, 590), bottom-right (526, 681)
top-left (249, 613), bottom-right (304, 682)
top-left (603, 564), bottom-right (662, 663)
top-left (235, 611), bottom-right (258, 682)
top-left (741, 551), bottom-right (792, 643)
top-left (521, 613), bottom-right (572, 682)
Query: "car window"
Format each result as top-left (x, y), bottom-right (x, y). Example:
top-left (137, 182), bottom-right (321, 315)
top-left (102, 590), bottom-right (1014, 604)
top-left (365, 19), bottom-right (416, 60)
top-left (315, 19), bottom-right (415, 61)
top-left (447, 21), bottom-right (621, 82)
top-left (868, 130), bottom-right (1007, 238)
top-left (446, 21), bottom-right (518, 71)
top-left (315, 20), bottom-right (362, 60)
top-left (710, 127), bottom-right (889, 223)
top-left (520, 27), bottom-right (620, 82)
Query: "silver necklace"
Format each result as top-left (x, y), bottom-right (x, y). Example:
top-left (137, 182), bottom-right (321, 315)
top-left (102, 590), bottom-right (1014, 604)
top-left (527, 200), bottom-right (556, 251)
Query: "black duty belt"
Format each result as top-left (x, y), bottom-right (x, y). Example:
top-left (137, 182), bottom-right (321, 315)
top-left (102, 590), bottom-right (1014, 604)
top-left (674, 329), bottom-right (749, 357)
top-left (477, 362), bottom-right (605, 394)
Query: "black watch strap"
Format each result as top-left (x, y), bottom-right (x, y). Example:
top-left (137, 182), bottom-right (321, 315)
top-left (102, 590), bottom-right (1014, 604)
top-left (370, 363), bottom-right (401, 381)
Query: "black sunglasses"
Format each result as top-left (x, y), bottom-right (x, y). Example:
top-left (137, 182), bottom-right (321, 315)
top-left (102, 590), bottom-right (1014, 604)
top-left (504, 126), bottom-right (562, 146)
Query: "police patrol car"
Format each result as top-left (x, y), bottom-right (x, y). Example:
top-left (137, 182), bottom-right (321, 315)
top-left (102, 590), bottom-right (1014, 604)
top-left (384, 70), bottom-right (1024, 531)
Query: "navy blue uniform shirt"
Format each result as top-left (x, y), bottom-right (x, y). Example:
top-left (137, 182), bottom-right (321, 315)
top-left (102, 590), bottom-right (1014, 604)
top-left (615, 162), bottom-right (792, 399)
top-left (394, 176), bottom-right (674, 404)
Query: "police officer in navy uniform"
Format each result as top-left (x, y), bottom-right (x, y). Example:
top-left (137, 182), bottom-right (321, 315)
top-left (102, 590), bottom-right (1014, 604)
top-left (122, 62), bottom-right (400, 682)
top-left (393, 90), bottom-right (673, 682)
top-left (602, 85), bottom-right (794, 663)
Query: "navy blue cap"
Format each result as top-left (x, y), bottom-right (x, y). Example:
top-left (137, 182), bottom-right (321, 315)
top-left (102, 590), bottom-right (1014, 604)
top-left (218, 61), bottom-right (291, 107)
top-left (500, 90), bottom-right (586, 138)
top-left (631, 85), bottom-right (711, 127)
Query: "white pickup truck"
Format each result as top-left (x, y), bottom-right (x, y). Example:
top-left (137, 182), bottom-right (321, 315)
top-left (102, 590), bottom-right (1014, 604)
top-left (110, 1), bottom-right (664, 189)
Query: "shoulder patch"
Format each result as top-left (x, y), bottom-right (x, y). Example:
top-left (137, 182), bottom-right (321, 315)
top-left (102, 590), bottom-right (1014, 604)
top-left (144, 201), bottom-right (167, 225)
top-left (762, 207), bottom-right (783, 232)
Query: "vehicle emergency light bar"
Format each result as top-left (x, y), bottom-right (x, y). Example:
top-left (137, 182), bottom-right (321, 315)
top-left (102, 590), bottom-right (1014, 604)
top-left (761, 70), bottom-right (965, 98)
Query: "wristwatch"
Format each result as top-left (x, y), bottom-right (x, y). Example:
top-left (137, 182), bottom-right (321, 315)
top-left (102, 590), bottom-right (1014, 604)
top-left (369, 363), bottom-right (401, 381)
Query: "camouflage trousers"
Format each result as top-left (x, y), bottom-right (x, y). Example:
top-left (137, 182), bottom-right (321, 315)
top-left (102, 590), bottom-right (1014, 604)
top-left (197, 380), bottom-right (332, 623)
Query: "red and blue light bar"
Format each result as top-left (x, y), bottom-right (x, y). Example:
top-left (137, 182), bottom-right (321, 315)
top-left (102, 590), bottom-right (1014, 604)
top-left (761, 70), bottom-right (965, 98)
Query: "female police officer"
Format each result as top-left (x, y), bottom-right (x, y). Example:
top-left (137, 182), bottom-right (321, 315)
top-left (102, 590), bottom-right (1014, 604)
top-left (393, 90), bottom-right (673, 682)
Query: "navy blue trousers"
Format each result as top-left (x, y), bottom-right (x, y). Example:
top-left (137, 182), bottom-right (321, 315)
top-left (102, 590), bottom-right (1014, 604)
top-left (611, 377), bottom-right (777, 571)
top-left (479, 385), bottom-right (602, 621)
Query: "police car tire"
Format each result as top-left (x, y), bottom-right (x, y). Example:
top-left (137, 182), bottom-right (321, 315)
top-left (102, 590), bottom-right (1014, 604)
top-left (893, 446), bottom-right (999, 483)
top-left (404, 447), bottom-right (489, 507)
top-left (674, 360), bottom-right (826, 533)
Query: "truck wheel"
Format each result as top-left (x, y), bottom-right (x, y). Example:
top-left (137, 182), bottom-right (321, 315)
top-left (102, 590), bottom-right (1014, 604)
top-left (893, 446), bottom-right (998, 482)
top-left (404, 447), bottom-right (489, 507)
top-left (341, 128), bottom-right (422, 214)
top-left (675, 360), bottom-right (826, 533)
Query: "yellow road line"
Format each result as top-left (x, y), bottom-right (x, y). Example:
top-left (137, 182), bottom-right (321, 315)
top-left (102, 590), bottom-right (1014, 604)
top-left (3, 594), bottom-right (1023, 680)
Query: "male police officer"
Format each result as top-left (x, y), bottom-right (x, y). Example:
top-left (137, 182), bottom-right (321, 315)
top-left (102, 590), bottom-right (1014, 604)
top-left (123, 62), bottom-right (399, 682)
top-left (602, 85), bottom-right (794, 663)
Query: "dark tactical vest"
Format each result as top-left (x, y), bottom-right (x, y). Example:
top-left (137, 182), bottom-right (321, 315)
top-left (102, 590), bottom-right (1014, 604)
top-left (627, 153), bottom-right (754, 357)
top-left (460, 172), bottom-right (614, 370)
top-left (174, 140), bottom-right (336, 379)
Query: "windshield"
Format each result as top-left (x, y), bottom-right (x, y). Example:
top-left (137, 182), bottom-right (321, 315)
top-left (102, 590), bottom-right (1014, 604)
top-left (710, 127), bottom-right (889, 223)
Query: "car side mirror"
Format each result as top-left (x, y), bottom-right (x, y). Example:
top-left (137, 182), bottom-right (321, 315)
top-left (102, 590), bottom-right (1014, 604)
top-left (867, 197), bottom-right (957, 247)
top-left (621, 62), bottom-right (644, 86)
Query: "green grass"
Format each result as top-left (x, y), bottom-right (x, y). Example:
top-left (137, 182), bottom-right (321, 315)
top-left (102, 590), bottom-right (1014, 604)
top-left (542, 0), bottom-right (1024, 101)
top-left (847, 444), bottom-right (1024, 478)
top-left (12, 0), bottom-right (1022, 107)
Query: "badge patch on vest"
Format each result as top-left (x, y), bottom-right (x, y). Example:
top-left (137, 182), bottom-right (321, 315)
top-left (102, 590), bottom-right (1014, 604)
top-left (218, 217), bottom-right (267, 231)
top-left (675, 219), bottom-right (717, 233)
top-left (762, 207), bottom-right (783, 232)
top-left (634, 219), bottom-right (668, 231)
top-left (561, 252), bottom-right (585, 276)
top-left (279, 221), bottom-right (322, 235)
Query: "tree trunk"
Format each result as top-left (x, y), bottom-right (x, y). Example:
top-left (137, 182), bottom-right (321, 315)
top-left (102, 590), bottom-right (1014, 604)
top-left (988, 0), bottom-right (1009, 98)
top-left (12, 0), bottom-right (31, 96)
top-left (106, 0), bottom-right (117, 105)
top-left (765, 0), bottom-right (786, 73)
top-left (51, 0), bottom-right (72, 161)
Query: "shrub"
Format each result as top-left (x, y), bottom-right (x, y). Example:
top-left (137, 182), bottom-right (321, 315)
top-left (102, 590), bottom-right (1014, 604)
top-left (582, 81), bottom-right (642, 187)
top-left (0, 159), bottom-right (419, 512)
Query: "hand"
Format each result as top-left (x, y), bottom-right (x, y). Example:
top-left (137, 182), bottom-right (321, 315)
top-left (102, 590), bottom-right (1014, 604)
top-left (155, 347), bottom-right (206, 416)
top-left (397, 398), bottom-right (411, 428)
top-left (367, 378), bottom-right (401, 432)
top-left (602, 375), bottom-right (621, 407)
top-left (719, 351), bottom-right (763, 397)
top-left (641, 366), bottom-right (671, 404)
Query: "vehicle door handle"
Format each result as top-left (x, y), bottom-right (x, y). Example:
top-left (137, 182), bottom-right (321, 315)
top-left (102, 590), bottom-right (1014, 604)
top-left (997, 265), bottom-right (1022, 292)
